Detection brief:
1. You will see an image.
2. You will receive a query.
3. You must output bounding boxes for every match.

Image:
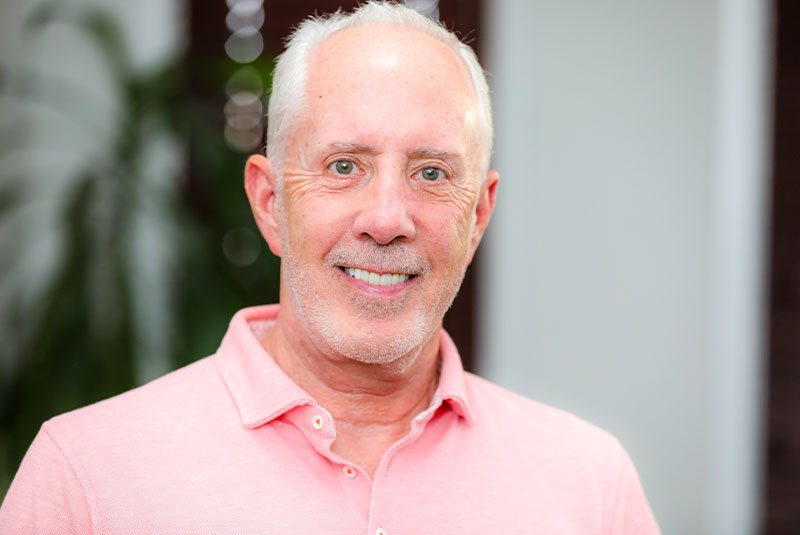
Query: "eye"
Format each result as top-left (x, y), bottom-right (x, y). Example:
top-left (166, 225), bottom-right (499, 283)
top-left (329, 159), bottom-right (359, 176)
top-left (417, 166), bottom-right (446, 182)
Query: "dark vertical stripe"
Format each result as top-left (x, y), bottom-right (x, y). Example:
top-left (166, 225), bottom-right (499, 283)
top-left (438, 0), bottom-right (482, 374)
top-left (765, 0), bottom-right (800, 532)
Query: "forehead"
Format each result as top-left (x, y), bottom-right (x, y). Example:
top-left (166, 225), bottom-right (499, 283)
top-left (309, 24), bottom-right (471, 89)
top-left (296, 25), bottom-right (479, 157)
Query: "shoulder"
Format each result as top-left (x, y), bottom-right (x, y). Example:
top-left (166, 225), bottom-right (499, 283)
top-left (459, 373), bottom-right (660, 533)
top-left (463, 372), bottom-right (629, 465)
top-left (42, 355), bottom-right (233, 453)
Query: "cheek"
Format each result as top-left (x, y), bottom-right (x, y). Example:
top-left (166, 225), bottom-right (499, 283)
top-left (417, 202), bottom-right (475, 262)
top-left (415, 180), bottom-right (477, 239)
top-left (283, 194), bottom-right (353, 255)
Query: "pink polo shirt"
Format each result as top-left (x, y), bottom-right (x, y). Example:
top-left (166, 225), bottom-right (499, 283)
top-left (1, 305), bottom-right (659, 534)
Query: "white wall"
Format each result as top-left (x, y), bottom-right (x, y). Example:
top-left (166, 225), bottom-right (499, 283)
top-left (480, 1), bottom-right (771, 533)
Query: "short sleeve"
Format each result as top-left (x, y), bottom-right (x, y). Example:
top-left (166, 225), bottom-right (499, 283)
top-left (609, 442), bottom-right (661, 535)
top-left (0, 425), bottom-right (93, 535)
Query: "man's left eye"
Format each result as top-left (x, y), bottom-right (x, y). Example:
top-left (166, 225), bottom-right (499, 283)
top-left (417, 167), bottom-right (445, 181)
top-left (329, 160), bottom-right (359, 175)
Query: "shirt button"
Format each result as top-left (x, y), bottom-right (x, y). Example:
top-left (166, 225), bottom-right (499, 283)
top-left (343, 465), bottom-right (356, 478)
top-left (376, 529), bottom-right (387, 535)
top-left (312, 415), bottom-right (324, 430)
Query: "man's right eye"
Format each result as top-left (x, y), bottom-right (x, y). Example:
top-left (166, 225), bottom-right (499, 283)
top-left (329, 160), bottom-right (359, 175)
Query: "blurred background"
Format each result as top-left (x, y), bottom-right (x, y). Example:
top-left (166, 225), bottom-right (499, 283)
top-left (0, 0), bottom-right (796, 533)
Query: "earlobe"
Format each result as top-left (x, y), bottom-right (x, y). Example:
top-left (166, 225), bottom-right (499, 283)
top-left (467, 169), bottom-right (499, 264)
top-left (244, 154), bottom-right (282, 257)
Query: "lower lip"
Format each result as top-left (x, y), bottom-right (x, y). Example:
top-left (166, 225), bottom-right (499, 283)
top-left (338, 268), bottom-right (415, 296)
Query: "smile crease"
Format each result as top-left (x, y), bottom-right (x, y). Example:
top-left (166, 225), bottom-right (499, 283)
top-left (341, 267), bottom-right (412, 286)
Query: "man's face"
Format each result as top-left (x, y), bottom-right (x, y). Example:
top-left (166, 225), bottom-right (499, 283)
top-left (271, 25), bottom-right (494, 364)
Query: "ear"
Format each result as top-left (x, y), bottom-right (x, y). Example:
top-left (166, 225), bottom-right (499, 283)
top-left (244, 154), bottom-right (282, 257)
top-left (467, 169), bottom-right (499, 265)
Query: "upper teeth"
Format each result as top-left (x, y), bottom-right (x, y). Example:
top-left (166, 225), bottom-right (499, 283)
top-left (343, 267), bottom-right (410, 286)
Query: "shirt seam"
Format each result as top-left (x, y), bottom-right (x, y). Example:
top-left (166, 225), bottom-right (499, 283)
top-left (42, 423), bottom-right (102, 535)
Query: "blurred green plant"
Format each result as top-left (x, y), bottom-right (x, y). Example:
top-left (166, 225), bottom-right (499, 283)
top-left (0, 3), bottom-right (279, 497)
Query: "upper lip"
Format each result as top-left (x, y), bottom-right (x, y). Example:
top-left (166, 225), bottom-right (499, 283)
top-left (338, 265), bottom-right (415, 276)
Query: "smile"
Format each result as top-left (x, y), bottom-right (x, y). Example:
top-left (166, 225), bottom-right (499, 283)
top-left (341, 267), bottom-right (412, 286)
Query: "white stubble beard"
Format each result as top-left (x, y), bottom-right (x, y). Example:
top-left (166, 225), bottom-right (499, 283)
top-left (278, 225), bottom-right (466, 365)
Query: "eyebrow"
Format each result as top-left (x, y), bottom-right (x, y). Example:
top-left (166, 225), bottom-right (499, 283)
top-left (329, 144), bottom-right (463, 163)
top-left (331, 143), bottom-right (379, 154)
top-left (408, 148), bottom-right (457, 160)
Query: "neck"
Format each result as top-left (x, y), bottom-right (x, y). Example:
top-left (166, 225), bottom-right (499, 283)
top-left (260, 311), bottom-right (441, 476)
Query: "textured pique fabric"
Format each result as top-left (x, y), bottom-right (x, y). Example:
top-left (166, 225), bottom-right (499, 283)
top-left (1, 304), bottom-right (660, 534)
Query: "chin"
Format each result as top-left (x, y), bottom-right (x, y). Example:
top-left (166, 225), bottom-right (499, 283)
top-left (307, 310), bottom-right (432, 365)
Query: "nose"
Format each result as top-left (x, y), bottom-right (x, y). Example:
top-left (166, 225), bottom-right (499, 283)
top-left (352, 167), bottom-right (416, 245)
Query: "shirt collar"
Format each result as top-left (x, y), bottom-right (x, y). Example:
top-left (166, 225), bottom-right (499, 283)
top-left (214, 304), bottom-right (475, 428)
top-left (436, 327), bottom-right (475, 425)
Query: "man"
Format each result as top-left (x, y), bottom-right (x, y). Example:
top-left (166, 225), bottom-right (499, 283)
top-left (0, 2), bottom-right (659, 533)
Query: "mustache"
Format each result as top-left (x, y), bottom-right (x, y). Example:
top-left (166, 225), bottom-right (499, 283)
top-left (325, 243), bottom-right (431, 275)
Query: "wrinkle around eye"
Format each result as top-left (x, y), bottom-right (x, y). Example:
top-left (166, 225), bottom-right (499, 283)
top-left (282, 165), bottom-right (360, 206)
top-left (413, 177), bottom-right (478, 219)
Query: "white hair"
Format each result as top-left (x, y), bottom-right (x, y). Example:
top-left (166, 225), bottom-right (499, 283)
top-left (266, 1), bottom-right (493, 183)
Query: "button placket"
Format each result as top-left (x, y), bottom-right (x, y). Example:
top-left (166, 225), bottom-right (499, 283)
top-left (336, 460), bottom-right (371, 527)
top-left (292, 406), bottom-right (336, 461)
